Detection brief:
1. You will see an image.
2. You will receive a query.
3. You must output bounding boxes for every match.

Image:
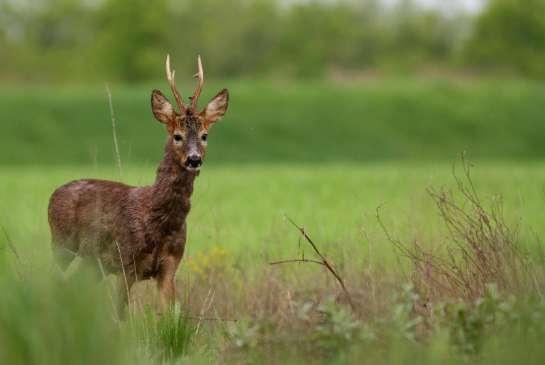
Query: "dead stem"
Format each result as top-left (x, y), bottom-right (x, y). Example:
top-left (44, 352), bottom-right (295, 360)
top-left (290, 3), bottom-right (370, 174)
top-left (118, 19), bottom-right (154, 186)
top-left (271, 215), bottom-right (355, 310)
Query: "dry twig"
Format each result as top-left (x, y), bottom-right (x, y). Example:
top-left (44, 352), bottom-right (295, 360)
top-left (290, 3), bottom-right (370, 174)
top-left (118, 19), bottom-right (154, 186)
top-left (105, 83), bottom-right (122, 175)
top-left (377, 153), bottom-right (533, 300)
top-left (271, 215), bottom-right (355, 310)
top-left (1, 224), bottom-right (20, 263)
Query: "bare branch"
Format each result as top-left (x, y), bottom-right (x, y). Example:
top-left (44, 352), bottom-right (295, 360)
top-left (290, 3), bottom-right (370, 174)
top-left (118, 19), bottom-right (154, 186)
top-left (270, 259), bottom-right (325, 266)
top-left (378, 153), bottom-right (532, 300)
top-left (1, 224), bottom-right (20, 262)
top-left (105, 83), bottom-right (122, 175)
top-left (182, 315), bottom-right (237, 322)
top-left (271, 215), bottom-right (355, 310)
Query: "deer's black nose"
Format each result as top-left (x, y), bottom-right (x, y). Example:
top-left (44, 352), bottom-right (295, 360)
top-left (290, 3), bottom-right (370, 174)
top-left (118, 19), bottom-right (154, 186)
top-left (186, 154), bottom-right (202, 168)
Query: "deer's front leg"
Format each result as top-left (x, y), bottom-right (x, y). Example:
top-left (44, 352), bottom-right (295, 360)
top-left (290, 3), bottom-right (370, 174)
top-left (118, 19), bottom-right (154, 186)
top-left (156, 255), bottom-right (181, 312)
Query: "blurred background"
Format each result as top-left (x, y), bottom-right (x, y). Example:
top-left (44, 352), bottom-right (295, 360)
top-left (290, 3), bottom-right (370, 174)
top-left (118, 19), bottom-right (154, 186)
top-left (0, 0), bottom-right (544, 166)
top-left (2, 0), bottom-right (544, 81)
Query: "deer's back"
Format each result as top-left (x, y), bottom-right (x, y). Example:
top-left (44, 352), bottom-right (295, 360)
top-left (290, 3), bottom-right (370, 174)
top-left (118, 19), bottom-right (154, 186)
top-left (48, 179), bottom-right (151, 270)
top-left (49, 178), bottom-right (134, 226)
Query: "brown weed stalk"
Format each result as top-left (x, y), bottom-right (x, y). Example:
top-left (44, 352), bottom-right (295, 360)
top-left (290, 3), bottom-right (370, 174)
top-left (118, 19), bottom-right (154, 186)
top-left (270, 216), bottom-right (355, 310)
top-left (379, 155), bottom-right (537, 301)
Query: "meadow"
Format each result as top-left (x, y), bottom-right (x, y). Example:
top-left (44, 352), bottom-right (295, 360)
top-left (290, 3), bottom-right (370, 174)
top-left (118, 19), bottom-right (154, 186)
top-left (2, 78), bottom-right (545, 166)
top-left (2, 79), bottom-right (545, 364)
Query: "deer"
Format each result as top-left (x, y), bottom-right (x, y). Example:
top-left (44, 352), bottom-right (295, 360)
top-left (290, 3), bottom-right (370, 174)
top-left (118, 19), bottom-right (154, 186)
top-left (47, 55), bottom-right (229, 314)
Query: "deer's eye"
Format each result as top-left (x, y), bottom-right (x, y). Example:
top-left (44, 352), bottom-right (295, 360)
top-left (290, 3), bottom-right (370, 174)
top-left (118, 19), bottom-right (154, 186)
top-left (173, 134), bottom-right (183, 142)
top-left (201, 134), bottom-right (208, 142)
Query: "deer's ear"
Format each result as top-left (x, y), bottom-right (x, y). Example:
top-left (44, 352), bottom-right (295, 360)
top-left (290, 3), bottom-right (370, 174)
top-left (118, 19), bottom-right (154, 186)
top-left (201, 89), bottom-right (229, 127)
top-left (151, 89), bottom-right (175, 124)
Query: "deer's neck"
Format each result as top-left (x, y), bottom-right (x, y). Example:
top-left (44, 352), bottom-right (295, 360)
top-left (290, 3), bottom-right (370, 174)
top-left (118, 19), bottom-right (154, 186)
top-left (149, 143), bottom-right (197, 231)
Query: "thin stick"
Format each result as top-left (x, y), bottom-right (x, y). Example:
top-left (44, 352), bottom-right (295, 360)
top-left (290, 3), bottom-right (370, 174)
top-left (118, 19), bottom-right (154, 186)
top-left (195, 288), bottom-right (215, 335)
top-left (1, 224), bottom-right (20, 263)
top-left (114, 240), bottom-right (131, 315)
top-left (1, 224), bottom-right (24, 280)
top-left (183, 315), bottom-right (237, 322)
top-left (105, 83), bottom-right (122, 175)
top-left (270, 259), bottom-right (325, 266)
top-left (273, 216), bottom-right (355, 310)
top-left (96, 258), bottom-right (121, 322)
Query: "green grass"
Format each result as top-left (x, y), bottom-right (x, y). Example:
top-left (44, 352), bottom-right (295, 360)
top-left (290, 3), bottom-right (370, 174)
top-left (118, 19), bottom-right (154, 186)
top-left (0, 269), bottom-right (127, 365)
top-left (2, 162), bottom-right (545, 262)
top-left (1, 78), bottom-right (545, 166)
top-left (2, 163), bottom-right (545, 364)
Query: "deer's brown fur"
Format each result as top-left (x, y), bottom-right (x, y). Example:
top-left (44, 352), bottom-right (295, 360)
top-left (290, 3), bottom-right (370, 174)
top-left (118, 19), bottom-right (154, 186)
top-left (47, 55), bottom-right (229, 313)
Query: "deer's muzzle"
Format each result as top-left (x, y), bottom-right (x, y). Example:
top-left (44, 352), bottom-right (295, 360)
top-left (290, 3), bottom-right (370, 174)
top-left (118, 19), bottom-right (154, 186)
top-left (185, 154), bottom-right (202, 169)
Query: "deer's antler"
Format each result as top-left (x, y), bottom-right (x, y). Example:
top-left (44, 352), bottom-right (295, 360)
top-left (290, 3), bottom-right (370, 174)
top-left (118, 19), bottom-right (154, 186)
top-left (165, 54), bottom-right (186, 114)
top-left (190, 55), bottom-right (204, 111)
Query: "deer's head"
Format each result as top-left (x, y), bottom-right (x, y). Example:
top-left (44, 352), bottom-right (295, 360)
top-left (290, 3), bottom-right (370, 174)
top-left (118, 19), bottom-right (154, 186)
top-left (151, 55), bottom-right (229, 171)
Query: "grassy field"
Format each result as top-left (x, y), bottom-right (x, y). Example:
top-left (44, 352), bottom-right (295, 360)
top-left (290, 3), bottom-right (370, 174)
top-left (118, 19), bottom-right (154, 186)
top-left (2, 162), bottom-right (545, 259)
top-left (2, 80), bottom-right (545, 363)
top-left (2, 162), bottom-right (545, 363)
top-left (1, 78), bottom-right (545, 166)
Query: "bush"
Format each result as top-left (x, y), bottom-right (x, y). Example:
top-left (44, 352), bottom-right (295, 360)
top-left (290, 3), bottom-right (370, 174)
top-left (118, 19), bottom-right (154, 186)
top-left (465, 0), bottom-right (545, 78)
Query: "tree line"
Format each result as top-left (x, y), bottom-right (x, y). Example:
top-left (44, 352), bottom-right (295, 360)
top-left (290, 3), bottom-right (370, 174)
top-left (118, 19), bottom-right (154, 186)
top-left (1, 0), bottom-right (544, 82)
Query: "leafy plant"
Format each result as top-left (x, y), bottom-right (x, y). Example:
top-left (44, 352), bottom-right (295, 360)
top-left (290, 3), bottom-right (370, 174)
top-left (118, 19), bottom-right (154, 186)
top-left (133, 304), bottom-right (196, 362)
top-left (225, 319), bottom-right (260, 349)
top-left (391, 284), bottom-right (424, 342)
top-left (314, 297), bottom-right (364, 351)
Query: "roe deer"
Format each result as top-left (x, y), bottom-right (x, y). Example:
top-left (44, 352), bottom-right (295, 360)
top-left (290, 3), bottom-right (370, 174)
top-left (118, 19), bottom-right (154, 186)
top-left (48, 55), bottom-right (229, 314)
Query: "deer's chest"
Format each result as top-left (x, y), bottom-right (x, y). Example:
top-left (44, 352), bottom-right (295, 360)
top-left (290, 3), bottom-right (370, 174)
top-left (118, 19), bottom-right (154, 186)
top-left (137, 220), bottom-right (186, 277)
